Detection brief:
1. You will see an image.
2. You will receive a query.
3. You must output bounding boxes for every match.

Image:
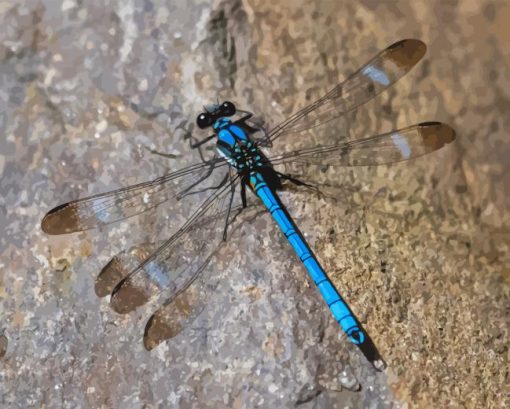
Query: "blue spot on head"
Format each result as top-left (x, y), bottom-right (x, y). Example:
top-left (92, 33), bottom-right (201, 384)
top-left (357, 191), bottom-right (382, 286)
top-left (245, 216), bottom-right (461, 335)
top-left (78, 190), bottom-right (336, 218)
top-left (213, 117), bottom-right (232, 131)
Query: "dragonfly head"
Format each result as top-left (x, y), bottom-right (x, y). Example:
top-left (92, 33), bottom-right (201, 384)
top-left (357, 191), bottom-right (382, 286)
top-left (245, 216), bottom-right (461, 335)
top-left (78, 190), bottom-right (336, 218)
top-left (196, 101), bottom-right (236, 130)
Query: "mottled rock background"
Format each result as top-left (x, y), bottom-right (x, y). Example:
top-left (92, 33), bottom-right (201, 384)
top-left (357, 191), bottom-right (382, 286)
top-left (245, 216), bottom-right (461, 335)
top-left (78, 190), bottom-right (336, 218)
top-left (0, 0), bottom-right (509, 408)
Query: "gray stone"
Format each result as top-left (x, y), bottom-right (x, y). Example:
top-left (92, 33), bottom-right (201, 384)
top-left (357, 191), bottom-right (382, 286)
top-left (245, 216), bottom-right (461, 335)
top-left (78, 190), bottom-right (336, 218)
top-left (0, 0), bottom-right (508, 408)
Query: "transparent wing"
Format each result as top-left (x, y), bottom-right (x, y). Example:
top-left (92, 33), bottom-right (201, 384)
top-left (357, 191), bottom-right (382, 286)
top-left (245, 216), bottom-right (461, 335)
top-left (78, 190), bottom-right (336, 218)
top-left (95, 243), bottom-right (158, 297)
top-left (94, 200), bottom-right (260, 297)
top-left (141, 203), bottom-right (258, 350)
top-left (98, 239), bottom-right (195, 347)
top-left (108, 174), bottom-right (253, 314)
top-left (41, 159), bottom-right (228, 234)
top-left (143, 269), bottom-right (211, 350)
top-left (268, 122), bottom-right (455, 168)
top-left (267, 39), bottom-right (427, 146)
top-left (139, 123), bottom-right (455, 349)
top-left (95, 197), bottom-right (262, 349)
top-left (143, 226), bottom-right (244, 350)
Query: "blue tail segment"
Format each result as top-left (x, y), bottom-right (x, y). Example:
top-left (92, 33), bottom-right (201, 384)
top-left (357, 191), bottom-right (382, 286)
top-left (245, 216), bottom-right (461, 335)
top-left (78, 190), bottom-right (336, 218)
top-left (249, 171), bottom-right (385, 369)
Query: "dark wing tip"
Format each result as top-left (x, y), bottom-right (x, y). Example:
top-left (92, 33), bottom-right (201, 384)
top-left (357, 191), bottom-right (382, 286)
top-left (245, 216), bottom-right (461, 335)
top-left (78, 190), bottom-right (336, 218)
top-left (143, 309), bottom-right (183, 351)
top-left (419, 122), bottom-right (456, 149)
top-left (0, 334), bottom-right (7, 358)
top-left (95, 257), bottom-right (123, 297)
top-left (388, 38), bottom-right (427, 66)
top-left (143, 314), bottom-right (158, 351)
top-left (389, 38), bottom-right (426, 50)
top-left (110, 277), bottom-right (149, 314)
top-left (41, 203), bottom-right (78, 235)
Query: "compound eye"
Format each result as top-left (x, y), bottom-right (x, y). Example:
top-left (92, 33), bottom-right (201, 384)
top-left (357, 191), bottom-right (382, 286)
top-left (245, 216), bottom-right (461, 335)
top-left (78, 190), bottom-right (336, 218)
top-left (196, 113), bottom-right (213, 129)
top-left (221, 101), bottom-right (236, 116)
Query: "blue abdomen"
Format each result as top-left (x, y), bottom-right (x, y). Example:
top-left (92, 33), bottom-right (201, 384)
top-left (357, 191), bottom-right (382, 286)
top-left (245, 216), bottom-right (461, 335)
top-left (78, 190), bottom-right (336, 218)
top-left (249, 171), bottom-right (366, 346)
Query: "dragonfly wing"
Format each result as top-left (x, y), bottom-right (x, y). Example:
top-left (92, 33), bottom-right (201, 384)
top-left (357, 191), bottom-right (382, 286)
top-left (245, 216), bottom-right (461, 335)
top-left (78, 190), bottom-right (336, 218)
top-left (95, 199), bottom-right (261, 350)
top-left (142, 248), bottom-right (222, 350)
top-left (108, 174), bottom-right (255, 315)
top-left (268, 39), bottom-right (427, 146)
top-left (269, 122), bottom-right (456, 168)
top-left (98, 239), bottom-right (218, 349)
top-left (143, 199), bottom-right (263, 350)
top-left (41, 160), bottom-right (227, 234)
top-left (95, 243), bottom-right (158, 297)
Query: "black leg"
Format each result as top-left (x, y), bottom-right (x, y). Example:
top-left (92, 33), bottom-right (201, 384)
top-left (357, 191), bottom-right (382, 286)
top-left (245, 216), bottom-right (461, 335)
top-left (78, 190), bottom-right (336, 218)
top-left (235, 110), bottom-right (272, 148)
top-left (275, 171), bottom-right (345, 201)
top-left (222, 172), bottom-right (237, 241)
top-left (276, 171), bottom-right (316, 189)
top-left (180, 169), bottom-right (230, 199)
top-left (175, 160), bottom-right (218, 200)
top-left (224, 179), bottom-right (249, 233)
top-left (190, 135), bottom-right (216, 165)
top-left (256, 132), bottom-right (271, 148)
top-left (235, 110), bottom-right (254, 122)
top-left (240, 180), bottom-right (247, 208)
top-left (144, 146), bottom-right (180, 159)
top-left (255, 124), bottom-right (272, 148)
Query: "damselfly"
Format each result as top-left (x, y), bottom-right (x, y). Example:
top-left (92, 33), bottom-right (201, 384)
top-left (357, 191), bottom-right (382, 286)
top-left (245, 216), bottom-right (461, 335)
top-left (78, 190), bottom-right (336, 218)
top-left (42, 39), bottom-right (455, 370)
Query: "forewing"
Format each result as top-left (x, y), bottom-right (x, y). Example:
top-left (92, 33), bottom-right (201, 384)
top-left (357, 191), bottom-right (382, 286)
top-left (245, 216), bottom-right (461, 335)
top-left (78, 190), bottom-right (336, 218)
top-left (268, 39), bottom-right (427, 146)
top-left (41, 160), bottom-right (227, 234)
top-left (269, 122), bottom-right (456, 168)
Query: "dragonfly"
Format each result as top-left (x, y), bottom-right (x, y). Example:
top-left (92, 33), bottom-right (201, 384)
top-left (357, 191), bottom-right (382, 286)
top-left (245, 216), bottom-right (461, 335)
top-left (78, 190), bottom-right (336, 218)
top-left (42, 39), bottom-right (455, 371)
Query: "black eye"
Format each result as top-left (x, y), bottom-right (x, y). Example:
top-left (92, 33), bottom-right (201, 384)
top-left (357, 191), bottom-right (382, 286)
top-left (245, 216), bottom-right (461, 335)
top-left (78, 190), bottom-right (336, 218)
top-left (221, 101), bottom-right (236, 116)
top-left (196, 113), bottom-right (213, 129)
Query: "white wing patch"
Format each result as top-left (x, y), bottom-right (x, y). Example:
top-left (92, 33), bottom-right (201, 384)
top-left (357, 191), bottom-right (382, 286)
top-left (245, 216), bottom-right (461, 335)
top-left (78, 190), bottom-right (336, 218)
top-left (361, 65), bottom-right (390, 86)
top-left (391, 132), bottom-right (412, 159)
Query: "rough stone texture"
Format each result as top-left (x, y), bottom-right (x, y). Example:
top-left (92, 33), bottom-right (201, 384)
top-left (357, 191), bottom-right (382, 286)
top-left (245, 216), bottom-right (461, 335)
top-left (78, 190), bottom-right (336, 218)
top-left (0, 0), bottom-right (509, 408)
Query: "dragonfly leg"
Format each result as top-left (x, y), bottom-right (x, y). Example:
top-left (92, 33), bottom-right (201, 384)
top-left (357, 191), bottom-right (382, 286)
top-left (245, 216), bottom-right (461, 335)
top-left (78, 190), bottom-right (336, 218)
top-left (276, 171), bottom-right (340, 200)
top-left (190, 134), bottom-right (216, 164)
top-left (276, 171), bottom-right (317, 189)
top-left (219, 179), bottom-right (249, 240)
top-left (174, 156), bottom-right (226, 200)
top-left (255, 124), bottom-right (272, 147)
top-left (236, 110), bottom-right (272, 148)
top-left (240, 180), bottom-right (247, 208)
top-left (143, 146), bottom-right (180, 159)
top-left (179, 169), bottom-right (229, 199)
top-left (234, 110), bottom-right (254, 124)
top-left (222, 172), bottom-right (237, 241)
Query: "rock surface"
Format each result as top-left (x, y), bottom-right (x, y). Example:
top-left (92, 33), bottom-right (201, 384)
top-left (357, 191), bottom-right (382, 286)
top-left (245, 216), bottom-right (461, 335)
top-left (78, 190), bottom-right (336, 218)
top-left (0, 0), bottom-right (509, 408)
